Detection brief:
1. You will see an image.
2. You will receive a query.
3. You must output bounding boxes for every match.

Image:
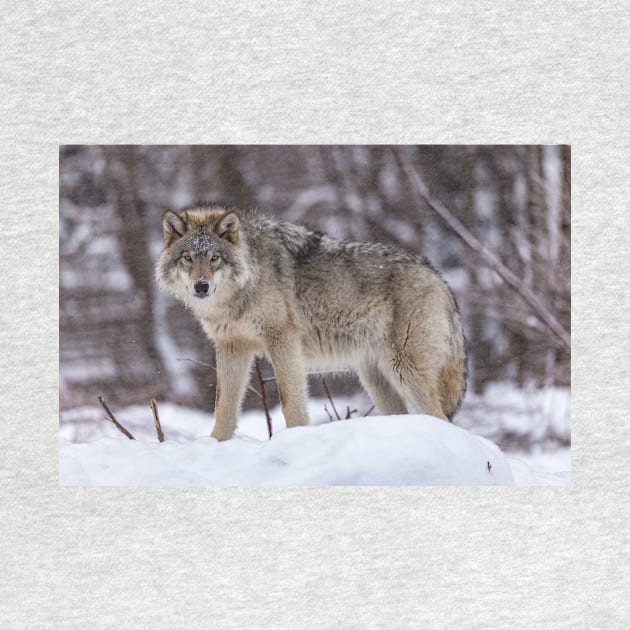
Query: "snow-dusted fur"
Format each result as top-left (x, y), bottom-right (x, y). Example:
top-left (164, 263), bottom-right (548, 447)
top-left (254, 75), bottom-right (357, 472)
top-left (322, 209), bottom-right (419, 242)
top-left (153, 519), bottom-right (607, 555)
top-left (156, 204), bottom-right (467, 441)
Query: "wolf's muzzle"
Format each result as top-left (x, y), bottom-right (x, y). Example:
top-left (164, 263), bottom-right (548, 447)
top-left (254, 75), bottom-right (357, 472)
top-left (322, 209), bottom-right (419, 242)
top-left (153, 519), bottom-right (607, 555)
top-left (193, 280), bottom-right (210, 297)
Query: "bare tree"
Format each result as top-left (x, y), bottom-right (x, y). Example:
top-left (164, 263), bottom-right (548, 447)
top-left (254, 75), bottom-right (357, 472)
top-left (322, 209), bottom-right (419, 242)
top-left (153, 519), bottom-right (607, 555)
top-left (396, 147), bottom-right (570, 350)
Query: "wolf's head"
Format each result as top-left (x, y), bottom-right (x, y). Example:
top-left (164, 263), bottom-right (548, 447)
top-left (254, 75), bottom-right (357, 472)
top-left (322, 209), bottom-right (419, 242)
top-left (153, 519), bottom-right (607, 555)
top-left (155, 205), bottom-right (251, 306)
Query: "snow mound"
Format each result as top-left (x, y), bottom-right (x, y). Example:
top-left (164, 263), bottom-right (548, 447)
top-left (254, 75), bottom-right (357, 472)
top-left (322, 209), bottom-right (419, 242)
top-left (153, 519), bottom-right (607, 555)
top-left (60, 414), bottom-right (521, 486)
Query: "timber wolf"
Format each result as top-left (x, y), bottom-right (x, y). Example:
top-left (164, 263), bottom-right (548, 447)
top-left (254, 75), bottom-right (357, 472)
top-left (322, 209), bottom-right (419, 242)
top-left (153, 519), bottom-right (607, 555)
top-left (156, 204), bottom-right (467, 441)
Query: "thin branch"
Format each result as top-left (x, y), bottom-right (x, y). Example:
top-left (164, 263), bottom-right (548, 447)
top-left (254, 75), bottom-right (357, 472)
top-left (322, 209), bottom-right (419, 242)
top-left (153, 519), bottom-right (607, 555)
top-left (363, 404), bottom-right (376, 417)
top-left (149, 398), bottom-right (165, 442)
top-left (255, 359), bottom-right (273, 439)
top-left (321, 377), bottom-right (341, 420)
top-left (177, 356), bottom-right (264, 400)
top-left (344, 406), bottom-right (358, 419)
top-left (395, 147), bottom-right (570, 350)
top-left (97, 395), bottom-right (135, 440)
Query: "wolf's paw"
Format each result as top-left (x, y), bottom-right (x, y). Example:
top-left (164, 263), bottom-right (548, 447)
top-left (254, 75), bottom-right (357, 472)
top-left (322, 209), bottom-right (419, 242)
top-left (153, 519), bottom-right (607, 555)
top-left (211, 428), bottom-right (234, 442)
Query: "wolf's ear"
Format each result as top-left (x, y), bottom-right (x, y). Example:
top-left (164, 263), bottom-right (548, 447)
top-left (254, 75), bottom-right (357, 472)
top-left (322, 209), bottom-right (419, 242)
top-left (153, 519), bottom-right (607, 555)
top-left (216, 210), bottom-right (240, 243)
top-left (162, 209), bottom-right (187, 246)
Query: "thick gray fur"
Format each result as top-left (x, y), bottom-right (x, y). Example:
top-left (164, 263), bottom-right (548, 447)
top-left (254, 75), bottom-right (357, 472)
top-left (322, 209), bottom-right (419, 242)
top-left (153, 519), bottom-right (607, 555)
top-left (156, 204), bottom-right (467, 440)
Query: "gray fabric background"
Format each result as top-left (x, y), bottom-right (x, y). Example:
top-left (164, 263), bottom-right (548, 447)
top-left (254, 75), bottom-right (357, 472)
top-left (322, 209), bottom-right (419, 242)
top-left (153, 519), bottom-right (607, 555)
top-left (1, 2), bottom-right (627, 627)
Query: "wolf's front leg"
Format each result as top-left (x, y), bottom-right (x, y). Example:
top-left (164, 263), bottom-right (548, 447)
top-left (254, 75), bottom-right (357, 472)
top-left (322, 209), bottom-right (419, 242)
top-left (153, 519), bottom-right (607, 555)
top-left (265, 331), bottom-right (309, 429)
top-left (212, 340), bottom-right (254, 441)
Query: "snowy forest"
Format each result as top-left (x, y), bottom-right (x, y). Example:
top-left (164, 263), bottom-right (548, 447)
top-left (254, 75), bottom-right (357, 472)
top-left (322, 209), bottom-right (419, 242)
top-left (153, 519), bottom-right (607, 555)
top-left (59, 145), bottom-right (570, 482)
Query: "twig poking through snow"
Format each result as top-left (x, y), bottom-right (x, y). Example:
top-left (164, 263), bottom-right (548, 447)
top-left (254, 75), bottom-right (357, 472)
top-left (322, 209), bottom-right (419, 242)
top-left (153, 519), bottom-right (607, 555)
top-left (255, 359), bottom-right (273, 439)
top-left (321, 377), bottom-right (341, 420)
top-left (97, 395), bottom-right (135, 440)
top-left (150, 398), bottom-right (165, 442)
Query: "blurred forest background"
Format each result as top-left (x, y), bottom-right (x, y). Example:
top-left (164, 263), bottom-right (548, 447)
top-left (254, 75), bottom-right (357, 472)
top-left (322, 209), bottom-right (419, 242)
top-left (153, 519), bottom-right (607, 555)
top-left (59, 145), bottom-right (570, 452)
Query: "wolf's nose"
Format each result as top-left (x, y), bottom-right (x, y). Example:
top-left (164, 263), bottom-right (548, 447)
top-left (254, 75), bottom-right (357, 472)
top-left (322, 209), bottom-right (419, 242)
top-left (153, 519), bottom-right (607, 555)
top-left (194, 280), bottom-right (210, 296)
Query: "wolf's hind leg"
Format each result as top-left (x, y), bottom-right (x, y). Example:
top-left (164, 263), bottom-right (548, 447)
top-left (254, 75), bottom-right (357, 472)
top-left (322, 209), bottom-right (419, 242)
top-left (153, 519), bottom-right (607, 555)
top-left (397, 366), bottom-right (448, 421)
top-left (212, 340), bottom-right (254, 441)
top-left (387, 324), bottom-right (450, 421)
top-left (357, 361), bottom-right (408, 415)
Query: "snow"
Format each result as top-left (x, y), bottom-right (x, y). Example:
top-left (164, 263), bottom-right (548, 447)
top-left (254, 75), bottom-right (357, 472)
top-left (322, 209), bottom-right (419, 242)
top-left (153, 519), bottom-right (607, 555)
top-left (457, 381), bottom-right (570, 449)
top-left (507, 453), bottom-right (570, 486)
top-left (59, 398), bottom-right (570, 487)
top-left (60, 414), bottom-right (515, 486)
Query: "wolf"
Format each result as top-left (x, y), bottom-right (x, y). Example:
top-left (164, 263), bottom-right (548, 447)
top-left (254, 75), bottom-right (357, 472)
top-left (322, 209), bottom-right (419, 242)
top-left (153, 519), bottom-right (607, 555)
top-left (156, 204), bottom-right (467, 441)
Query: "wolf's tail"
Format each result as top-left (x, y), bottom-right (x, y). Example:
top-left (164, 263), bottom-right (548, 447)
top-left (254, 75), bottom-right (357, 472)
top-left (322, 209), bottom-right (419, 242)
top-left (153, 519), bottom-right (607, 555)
top-left (439, 306), bottom-right (467, 422)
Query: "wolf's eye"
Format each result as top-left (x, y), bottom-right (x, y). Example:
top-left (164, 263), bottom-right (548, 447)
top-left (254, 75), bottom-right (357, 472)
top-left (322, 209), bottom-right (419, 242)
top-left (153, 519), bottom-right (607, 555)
top-left (210, 254), bottom-right (219, 262)
top-left (182, 254), bottom-right (192, 262)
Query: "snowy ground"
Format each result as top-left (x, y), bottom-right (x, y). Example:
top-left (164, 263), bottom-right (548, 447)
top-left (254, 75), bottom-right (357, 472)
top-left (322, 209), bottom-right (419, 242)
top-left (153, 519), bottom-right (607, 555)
top-left (59, 386), bottom-right (570, 487)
